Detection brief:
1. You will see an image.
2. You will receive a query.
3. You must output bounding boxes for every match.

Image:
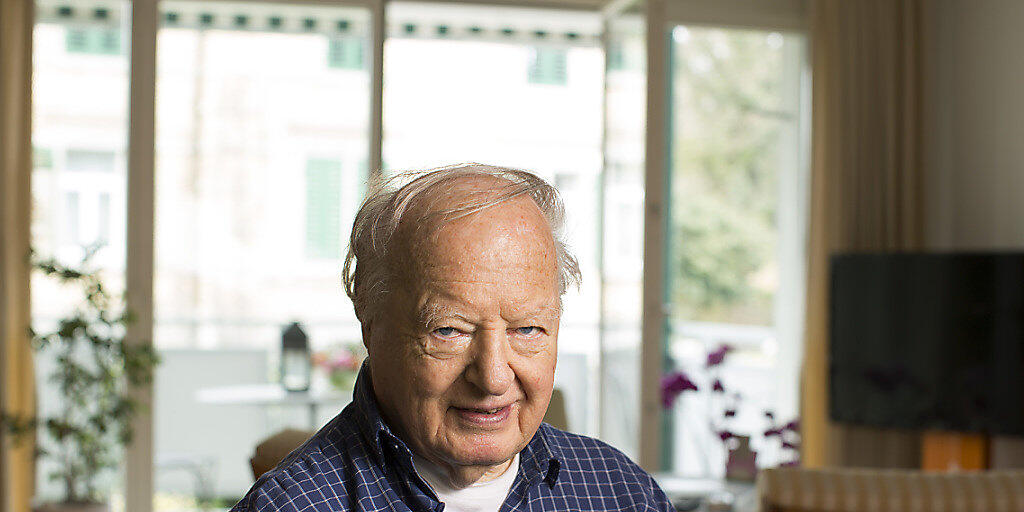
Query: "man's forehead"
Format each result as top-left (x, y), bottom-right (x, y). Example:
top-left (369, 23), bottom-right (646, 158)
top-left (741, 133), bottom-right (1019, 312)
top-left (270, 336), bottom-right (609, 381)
top-left (410, 197), bottom-right (556, 265)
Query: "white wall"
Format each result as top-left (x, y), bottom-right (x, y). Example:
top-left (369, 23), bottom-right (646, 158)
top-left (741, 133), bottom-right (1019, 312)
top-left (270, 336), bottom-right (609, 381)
top-left (927, 0), bottom-right (1024, 250)
top-left (926, 0), bottom-right (1024, 467)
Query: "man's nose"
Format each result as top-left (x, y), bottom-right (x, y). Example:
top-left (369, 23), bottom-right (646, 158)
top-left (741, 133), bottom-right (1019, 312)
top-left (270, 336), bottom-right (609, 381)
top-left (464, 327), bottom-right (514, 396)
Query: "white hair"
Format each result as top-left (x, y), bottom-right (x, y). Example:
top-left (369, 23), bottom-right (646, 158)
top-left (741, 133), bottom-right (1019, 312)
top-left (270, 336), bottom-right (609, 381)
top-left (342, 163), bottom-right (582, 324)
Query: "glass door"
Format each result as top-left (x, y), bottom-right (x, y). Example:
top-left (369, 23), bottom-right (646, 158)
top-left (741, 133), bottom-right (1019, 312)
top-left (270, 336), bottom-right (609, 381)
top-left (382, 1), bottom-right (605, 436)
top-left (31, 0), bottom-right (131, 504)
top-left (600, 1), bottom-right (646, 460)
top-left (663, 25), bottom-right (808, 476)
top-left (153, 2), bottom-right (371, 507)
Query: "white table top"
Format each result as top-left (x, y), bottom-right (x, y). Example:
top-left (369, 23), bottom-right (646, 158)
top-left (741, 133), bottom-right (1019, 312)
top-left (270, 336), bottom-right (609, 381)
top-left (650, 474), bottom-right (757, 512)
top-left (195, 383), bottom-right (352, 406)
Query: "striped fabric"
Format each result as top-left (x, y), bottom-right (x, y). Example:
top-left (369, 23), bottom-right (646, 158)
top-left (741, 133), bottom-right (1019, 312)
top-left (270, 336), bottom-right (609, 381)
top-left (758, 467), bottom-right (1024, 512)
top-left (232, 367), bottom-right (674, 511)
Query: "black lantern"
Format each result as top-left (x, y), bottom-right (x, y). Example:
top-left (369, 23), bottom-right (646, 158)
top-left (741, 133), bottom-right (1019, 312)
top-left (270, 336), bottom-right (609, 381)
top-left (280, 322), bottom-right (310, 392)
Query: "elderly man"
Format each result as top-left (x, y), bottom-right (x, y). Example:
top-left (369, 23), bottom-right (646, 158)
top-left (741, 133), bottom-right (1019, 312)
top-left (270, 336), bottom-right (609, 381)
top-left (232, 164), bottom-right (673, 511)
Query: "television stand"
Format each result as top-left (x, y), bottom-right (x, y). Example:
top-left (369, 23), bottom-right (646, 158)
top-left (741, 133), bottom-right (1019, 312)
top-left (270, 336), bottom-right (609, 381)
top-left (921, 431), bottom-right (989, 471)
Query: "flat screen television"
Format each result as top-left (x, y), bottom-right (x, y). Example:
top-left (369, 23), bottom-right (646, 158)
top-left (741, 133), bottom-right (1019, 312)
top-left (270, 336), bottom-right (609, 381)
top-left (829, 252), bottom-right (1024, 436)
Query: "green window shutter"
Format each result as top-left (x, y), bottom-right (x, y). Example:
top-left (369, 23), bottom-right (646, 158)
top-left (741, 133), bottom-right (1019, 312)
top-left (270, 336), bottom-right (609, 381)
top-left (608, 41), bottom-right (626, 71)
top-left (528, 47), bottom-right (567, 85)
top-left (328, 38), bottom-right (365, 70)
top-left (66, 28), bottom-right (89, 52)
top-left (306, 159), bottom-right (343, 259)
top-left (99, 29), bottom-right (122, 54)
top-left (65, 27), bottom-right (122, 55)
top-left (33, 147), bottom-right (53, 169)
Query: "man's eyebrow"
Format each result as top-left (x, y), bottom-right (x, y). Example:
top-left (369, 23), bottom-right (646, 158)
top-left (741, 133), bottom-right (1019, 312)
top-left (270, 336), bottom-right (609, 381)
top-left (415, 300), bottom-right (561, 327)
top-left (415, 302), bottom-right (465, 327)
top-left (512, 302), bottom-right (562, 321)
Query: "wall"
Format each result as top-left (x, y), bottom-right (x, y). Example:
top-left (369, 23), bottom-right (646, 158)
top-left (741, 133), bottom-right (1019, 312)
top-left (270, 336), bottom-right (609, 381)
top-left (926, 0), bottom-right (1024, 467)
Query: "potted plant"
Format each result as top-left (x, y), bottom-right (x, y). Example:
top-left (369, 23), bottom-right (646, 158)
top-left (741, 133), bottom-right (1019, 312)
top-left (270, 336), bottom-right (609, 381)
top-left (660, 343), bottom-right (800, 477)
top-left (1, 253), bottom-right (160, 511)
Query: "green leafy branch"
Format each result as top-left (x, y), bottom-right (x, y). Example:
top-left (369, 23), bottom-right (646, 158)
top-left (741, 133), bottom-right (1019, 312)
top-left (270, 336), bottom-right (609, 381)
top-left (1, 253), bottom-right (159, 505)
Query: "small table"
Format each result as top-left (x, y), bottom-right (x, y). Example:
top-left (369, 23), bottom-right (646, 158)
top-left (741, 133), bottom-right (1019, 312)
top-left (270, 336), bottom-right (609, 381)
top-left (196, 383), bottom-right (352, 430)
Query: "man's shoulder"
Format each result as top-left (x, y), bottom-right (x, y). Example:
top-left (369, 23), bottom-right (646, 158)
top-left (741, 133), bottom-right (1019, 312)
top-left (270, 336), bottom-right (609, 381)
top-left (538, 423), bottom-right (673, 511)
top-left (539, 422), bottom-right (641, 472)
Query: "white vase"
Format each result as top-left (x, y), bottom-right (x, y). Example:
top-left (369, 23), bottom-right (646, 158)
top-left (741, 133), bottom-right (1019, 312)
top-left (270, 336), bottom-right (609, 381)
top-left (32, 503), bottom-right (110, 512)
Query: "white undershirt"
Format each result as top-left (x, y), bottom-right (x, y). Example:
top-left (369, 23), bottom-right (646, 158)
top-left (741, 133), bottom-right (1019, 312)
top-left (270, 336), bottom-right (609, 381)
top-left (411, 453), bottom-right (520, 512)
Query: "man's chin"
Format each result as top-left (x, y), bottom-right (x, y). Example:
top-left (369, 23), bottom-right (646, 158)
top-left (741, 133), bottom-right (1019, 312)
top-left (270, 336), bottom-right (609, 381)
top-left (447, 434), bottom-right (521, 468)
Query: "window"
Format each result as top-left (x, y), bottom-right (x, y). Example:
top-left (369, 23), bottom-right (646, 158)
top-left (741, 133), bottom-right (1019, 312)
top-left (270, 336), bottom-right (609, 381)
top-left (65, 27), bottom-right (122, 55)
top-left (29, 0), bottom-right (811, 505)
top-left (64, 191), bottom-right (80, 245)
top-left (66, 149), bottom-right (115, 172)
top-left (383, 1), bottom-right (603, 435)
top-left (152, 2), bottom-right (370, 502)
top-left (328, 37), bottom-right (365, 69)
top-left (98, 192), bottom-right (111, 245)
top-left (32, 1), bottom-right (130, 503)
top-left (528, 46), bottom-right (568, 85)
top-left (305, 158), bottom-right (343, 259)
top-left (664, 25), bottom-right (808, 475)
top-left (34, 147), bottom-right (53, 169)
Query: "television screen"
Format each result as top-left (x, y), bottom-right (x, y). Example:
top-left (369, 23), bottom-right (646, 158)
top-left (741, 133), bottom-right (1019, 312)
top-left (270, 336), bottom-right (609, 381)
top-left (829, 253), bottom-right (1024, 436)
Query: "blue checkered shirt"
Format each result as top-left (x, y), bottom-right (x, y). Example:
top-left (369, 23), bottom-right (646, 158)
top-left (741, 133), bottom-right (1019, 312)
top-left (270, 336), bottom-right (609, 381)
top-left (232, 368), bottom-right (674, 511)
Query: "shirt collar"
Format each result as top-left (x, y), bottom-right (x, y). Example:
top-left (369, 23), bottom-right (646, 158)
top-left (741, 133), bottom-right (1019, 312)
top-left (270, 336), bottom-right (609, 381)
top-left (351, 362), bottom-right (413, 467)
top-left (351, 363), bottom-right (562, 487)
top-left (520, 424), bottom-right (561, 487)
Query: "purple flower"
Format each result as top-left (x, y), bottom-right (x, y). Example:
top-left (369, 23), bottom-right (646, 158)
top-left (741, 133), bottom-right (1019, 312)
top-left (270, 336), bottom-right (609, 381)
top-left (712, 379), bottom-right (725, 393)
top-left (783, 419), bottom-right (800, 432)
top-left (718, 430), bottom-right (735, 442)
top-left (660, 371), bottom-right (699, 408)
top-left (705, 344), bottom-right (734, 368)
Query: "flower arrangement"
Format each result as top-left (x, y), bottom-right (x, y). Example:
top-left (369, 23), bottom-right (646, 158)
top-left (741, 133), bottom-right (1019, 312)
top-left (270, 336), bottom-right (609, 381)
top-left (762, 412), bottom-right (801, 467)
top-left (660, 343), bottom-right (801, 471)
top-left (311, 343), bottom-right (366, 390)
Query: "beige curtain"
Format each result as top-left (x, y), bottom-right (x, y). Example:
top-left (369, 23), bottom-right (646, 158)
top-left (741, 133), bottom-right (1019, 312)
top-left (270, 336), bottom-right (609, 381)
top-left (0, 0), bottom-right (35, 510)
top-left (801, 0), bottom-right (929, 468)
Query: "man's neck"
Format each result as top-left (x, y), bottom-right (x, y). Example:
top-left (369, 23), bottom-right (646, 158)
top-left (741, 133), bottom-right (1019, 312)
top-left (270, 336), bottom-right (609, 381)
top-left (433, 456), bottom-right (515, 489)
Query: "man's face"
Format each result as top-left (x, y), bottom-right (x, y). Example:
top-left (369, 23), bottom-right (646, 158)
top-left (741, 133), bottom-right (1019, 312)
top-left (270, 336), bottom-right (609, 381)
top-left (366, 194), bottom-right (560, 476)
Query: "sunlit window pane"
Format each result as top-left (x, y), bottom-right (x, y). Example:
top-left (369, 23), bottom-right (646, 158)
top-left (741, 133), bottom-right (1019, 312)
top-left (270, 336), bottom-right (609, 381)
top-left (31, 0), bottom-right (130, 504)
top-left (383, 2), bottom-right (603, 436)
top-left (153, 2), bottom-right (370, 504)
top-left (601, 7), bottom-right (646, 461)
top-left (665, 26), bottom-right (808, 475)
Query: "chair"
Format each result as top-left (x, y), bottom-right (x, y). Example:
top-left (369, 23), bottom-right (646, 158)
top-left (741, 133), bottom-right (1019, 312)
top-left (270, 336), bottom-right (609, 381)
top-left (757, 466), bottom-right (1024, 512)
top-left (543, 388), bottom-right (568, 431)
top-left (250, 429), bottom-right (315, 480)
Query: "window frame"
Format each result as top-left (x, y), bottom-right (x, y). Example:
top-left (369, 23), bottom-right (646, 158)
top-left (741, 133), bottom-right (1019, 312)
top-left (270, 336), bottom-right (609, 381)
top-left (602, 0), bottom-right (808, 471)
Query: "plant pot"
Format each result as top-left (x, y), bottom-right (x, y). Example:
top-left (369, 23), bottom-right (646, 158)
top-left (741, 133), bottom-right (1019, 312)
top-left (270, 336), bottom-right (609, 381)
top-left (33, 502), bottom-right (109, 512)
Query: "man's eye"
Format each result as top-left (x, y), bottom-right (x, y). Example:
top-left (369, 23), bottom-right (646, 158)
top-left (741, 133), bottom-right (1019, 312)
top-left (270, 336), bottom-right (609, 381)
top-left (433, 327), bottom-right (459, 338)
top-left (513, 326), bottom-right (543, 337)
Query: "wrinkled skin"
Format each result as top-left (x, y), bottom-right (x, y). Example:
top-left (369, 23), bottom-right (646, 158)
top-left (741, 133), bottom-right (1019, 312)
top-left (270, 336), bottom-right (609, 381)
top-left (365, 189), bottom-right (560, 489)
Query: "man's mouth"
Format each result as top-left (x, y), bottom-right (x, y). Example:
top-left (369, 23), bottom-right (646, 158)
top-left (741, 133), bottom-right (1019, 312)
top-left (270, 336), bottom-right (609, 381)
top-left (452, 404), bottom-right (513, 425)
top-left (468, 407), bottom-right (504, 414)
